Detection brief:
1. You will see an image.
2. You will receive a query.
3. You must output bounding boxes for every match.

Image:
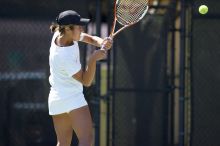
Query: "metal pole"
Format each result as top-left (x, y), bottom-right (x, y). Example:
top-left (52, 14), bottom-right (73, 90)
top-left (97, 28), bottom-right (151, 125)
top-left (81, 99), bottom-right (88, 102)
top-left (179, 0), bottom-right (186, 146)
top-left (95, 0), bottom-right (101, 146)
top-left (169, 1), bottom-right (177, 145)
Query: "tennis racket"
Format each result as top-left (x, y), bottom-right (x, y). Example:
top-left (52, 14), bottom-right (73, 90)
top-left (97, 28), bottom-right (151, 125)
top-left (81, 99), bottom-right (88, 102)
top-left (101, 0), bottom-right (149, 50)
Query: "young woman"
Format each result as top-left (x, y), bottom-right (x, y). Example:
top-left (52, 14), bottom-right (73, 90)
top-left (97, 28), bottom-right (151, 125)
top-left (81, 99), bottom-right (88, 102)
top-left (48, 10), bottom-right (112, 146)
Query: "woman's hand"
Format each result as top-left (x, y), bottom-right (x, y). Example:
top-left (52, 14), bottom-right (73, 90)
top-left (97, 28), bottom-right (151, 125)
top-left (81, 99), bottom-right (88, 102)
top-left (101, 37), bottom-right (113, 51)
top-left (90, 49), bottom-right (107, 61)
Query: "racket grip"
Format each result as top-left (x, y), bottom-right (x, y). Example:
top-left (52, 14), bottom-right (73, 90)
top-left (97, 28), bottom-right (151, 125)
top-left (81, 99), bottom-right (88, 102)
top-left (100, 44), bottom-right (106, 50)
top-left (100, 37), bottom-right (113, 50)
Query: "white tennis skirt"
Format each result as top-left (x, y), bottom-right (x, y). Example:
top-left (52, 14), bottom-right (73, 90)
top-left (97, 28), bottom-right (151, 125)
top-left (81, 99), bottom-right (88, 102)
top-left (48, 95), bottom-right (88, 115)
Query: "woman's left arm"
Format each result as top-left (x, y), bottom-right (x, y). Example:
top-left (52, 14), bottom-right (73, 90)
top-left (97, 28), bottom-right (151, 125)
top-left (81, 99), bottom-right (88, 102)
top-left (80, 33), bottom-right (112, 50)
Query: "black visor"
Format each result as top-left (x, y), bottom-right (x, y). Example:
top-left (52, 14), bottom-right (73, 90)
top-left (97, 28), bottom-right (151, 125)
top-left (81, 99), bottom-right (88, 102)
top-left (56, 10), bottom-right (90, 25)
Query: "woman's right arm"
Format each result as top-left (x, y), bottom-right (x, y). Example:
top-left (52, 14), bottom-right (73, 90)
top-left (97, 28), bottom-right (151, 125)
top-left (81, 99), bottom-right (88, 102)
top-left (72, 50), bottom-right (106, 87)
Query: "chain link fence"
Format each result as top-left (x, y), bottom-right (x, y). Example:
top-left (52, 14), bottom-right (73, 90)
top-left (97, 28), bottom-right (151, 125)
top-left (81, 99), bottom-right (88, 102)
top-left (191, 1), bottom-right (220, 146)
top-left (0, 18), bottom-right (53, 146)
top-left (110, 13), bottom-right (170, 146)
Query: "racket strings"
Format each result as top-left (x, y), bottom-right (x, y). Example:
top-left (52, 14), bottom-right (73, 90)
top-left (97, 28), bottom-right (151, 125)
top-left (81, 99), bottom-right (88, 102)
top-left (116, 0), bottom-right (148, 25)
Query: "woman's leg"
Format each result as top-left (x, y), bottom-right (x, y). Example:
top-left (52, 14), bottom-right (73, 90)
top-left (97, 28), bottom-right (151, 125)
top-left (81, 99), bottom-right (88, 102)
top-left (52, 113), bottom-right (73, 146)
top-left (68, 105), bottom-right (94, 146)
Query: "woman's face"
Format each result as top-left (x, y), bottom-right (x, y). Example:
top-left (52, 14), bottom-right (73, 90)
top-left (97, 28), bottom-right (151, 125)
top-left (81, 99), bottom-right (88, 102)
top-left (66, 25), bottom-right (83, 41)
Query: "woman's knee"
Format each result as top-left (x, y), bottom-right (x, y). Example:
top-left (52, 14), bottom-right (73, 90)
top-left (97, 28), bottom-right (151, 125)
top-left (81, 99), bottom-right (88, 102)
top-left (56, 132), bottom-right (72, 146)
top-left (56, 140), bottom-right (71, 146)
top-left (78, 132), bottom-right (94, 145)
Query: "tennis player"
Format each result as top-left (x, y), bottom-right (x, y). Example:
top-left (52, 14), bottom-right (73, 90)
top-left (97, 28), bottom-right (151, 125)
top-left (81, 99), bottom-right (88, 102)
top-left (48, 10), bottom-right (112, 146)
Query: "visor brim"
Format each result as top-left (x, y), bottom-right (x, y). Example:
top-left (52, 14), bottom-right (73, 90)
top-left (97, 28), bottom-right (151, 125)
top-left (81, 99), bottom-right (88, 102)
top-left (78, 18), bottom-right (90, 25)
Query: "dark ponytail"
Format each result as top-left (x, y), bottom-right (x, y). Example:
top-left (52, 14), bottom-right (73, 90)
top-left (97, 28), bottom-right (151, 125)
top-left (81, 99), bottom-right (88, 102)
top-left (50, 23), bottom-right (59, 33)
top-left (49, 23), bottom-right (66, 35)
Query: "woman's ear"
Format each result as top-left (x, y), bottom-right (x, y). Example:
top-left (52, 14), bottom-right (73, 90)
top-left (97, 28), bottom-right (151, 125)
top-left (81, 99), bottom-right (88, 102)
top-left (70, 25), bottom-right (75, 30)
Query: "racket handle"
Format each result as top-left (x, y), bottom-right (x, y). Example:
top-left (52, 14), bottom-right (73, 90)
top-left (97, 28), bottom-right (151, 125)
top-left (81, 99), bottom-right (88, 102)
top-left (100, 43), bottom-right (106, 51)
top-left (100, 37), bottom-right (113, 50)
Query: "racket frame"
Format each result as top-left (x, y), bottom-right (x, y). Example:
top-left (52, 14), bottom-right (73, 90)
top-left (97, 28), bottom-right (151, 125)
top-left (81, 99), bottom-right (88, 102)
top-left (110, 0), bottom-right (149, 38)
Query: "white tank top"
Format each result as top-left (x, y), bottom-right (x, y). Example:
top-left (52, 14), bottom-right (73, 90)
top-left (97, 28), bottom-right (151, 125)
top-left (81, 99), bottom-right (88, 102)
top-left (48, 31), bottom-right (84, 101)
